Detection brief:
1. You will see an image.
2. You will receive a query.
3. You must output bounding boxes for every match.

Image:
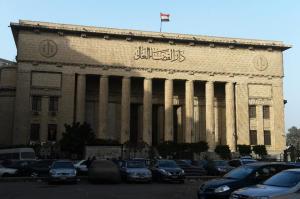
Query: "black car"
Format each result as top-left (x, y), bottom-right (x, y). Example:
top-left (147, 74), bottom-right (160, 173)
top-left (1, 160), bottom-right (36, 176)
top-left (151, 159), bottom-right (185, 183)
top-left (28, 159), bottom-right (55, 177)
top-left (176, 160), bottom-right (206, 176)
top-left (197, 162), bottom-right (296, 199)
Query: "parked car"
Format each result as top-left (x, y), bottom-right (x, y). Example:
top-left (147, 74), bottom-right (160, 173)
top-left (74, 160), bottom-right (88, 175)
top-left (197, 162), bottom-right (296, 199)
top-left (0, 164), bottom-right (18, 177)
top-left (151, 159), bottom-right (185, 183)
top-left (0, 148), bottom-right (36, 161)
top-left (120, 160), bottom-right (152, 182)
top-left (203, 160), bottom-right (234, 176)
top-left (176, 160), bottom-right (206, 176)
top-left (230, 168), bottom-right (300, 199)
top-left (88, 160), bottom-right (121, 183)
top-left (48, 160), bottom-right (77, 184)
top-left (1, 159), bottom-right (36, 176)
top-left (28, 159), bottom-right (55, 177)
top-left (228, 158), bottom-right (257, 168)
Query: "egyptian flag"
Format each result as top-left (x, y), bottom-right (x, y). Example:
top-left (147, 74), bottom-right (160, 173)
top-left (160, 13), bottom-right (170, 22)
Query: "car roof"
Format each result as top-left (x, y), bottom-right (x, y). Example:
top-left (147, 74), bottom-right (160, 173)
top-left (245, 162), bottom-right (289, 167)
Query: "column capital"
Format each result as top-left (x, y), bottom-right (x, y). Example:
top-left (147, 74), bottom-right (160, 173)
top-left (144, 77), bottom-right (152, 80)
top-left (100, 75), bottom-right (109, 78)
top-left (123, 76), bottom-right (131, 79)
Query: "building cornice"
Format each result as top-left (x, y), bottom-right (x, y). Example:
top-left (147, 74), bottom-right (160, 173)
top-left (10, 20), bottom-right (291, 51)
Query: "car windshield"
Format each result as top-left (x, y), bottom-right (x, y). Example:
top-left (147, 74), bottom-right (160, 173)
top-left (127, 161), bottom-right (146, 168)
top-left (263, 171), bottom-right (300, 187)
top-left (224, 166), bottom-right (254, 179)
top-left (53, 162), bottom-right (74, 169)
top-left (241, 160), bottom-right (256, 164)
top-left (21, 152), bottom-right (36, 159)
top-left (214, 160), bottom-right (228, 166)
top-left (158, 160), bottom-right (178, 168)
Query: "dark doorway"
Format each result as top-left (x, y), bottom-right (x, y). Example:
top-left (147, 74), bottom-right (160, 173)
top-left (130, 104), bottom-right (139, 145)
top-left (152, 105), bottom-right (158, 146)
top-left (173, 105), bottom-right (179, 143)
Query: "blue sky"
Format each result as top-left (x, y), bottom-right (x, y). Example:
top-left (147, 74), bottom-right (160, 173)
top-left (0, 0), bottom-right (299, 131)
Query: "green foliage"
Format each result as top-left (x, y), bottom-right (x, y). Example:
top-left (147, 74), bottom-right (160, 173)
top-left (60, 122), bottom-right (96, 158)
top-left (286, 126), bottom-right (300, 149)
top-left (252, 145), bottom-right (268, 158)
top-left (156, 141), bottom-right (209, 158)
top-left (215, 145), bottom-right (231, 160)
top-left (237, 144), bottom-right (252, 156)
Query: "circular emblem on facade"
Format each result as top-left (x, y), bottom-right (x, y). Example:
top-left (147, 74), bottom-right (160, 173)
top-left (39, 40), bottom-right (57, 58)
top-left (253, 55), bottom-right (269, 71)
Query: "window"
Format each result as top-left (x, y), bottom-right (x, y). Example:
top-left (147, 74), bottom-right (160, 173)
top-left (48, 124), bottom-right (57, 141)
top-left (250, 130), bottom-right (257, 145)
top-left (30, 123), bottom-right (40, 141)
top-left (263, 106), bottom-right (270, 119)
top-left (49, 96), bottom-right (58, 112)
top-left (264, 130), bottom-right (271, 145)
top-left (249, 105), bottom-right (256, 118)
top-left (32, 96), bottom-right (41, 111)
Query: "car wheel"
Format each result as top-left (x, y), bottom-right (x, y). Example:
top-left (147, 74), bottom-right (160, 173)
top-left (2, 173), bottom-right (10, 177)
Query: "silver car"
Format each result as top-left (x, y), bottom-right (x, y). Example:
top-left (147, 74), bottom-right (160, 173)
top-left (230, 168), bottom-right (300, 199)
top-left (120, 160), bottom-right (152, 182)
top-left (49, 160), bottom-right (77, 184)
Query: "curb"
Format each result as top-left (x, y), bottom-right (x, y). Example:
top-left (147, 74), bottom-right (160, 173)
top-left (0, 175), bottom-right (219, 183)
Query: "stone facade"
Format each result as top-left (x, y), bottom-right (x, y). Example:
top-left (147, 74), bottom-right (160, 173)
top-left (0, 20), bottom-right (290, 155)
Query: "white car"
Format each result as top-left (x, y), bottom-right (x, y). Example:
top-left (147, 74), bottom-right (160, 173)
top-left (0, 164), bottom-right (18, 177)
top-left (74, 160), bottom-right (88, 174)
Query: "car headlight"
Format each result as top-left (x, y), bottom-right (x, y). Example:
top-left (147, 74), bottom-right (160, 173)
top-left (215, 185), bottom-right (230, 193)
top-left (49, 169), bottom-right (56, 175)
top-left (217, 167), bottom-right (227, 172)
top-left (179, 170), bottom-right (185, 175)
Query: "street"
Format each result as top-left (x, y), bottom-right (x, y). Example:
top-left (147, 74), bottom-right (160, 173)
top-left (0, 180), bottom-right (201, 199)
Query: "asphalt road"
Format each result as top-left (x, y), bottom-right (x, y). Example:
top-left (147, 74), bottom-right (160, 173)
top-left (0, 180), bottom-right (202, 199)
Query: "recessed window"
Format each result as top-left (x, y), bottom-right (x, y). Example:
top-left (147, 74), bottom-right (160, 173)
top-left (249, 130), bottom-right (257, 145)
top-left (48, 124), bottom-right (57, 141)
top-left (264, 130), bottom-right (271, 145)
top-left (32, 96), bottom-right (41, 111)
top-left (249, 105), bottom-right (256, 118)
top-left (49, 96), bottom-right (58, 112)
top-left (30, 123), bottom-right (40, 141)
top-left (263, 106), bottom-right (270, 119)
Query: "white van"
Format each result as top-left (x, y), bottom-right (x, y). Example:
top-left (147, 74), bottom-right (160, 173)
top-left (0, 148), bottom-right (36, 160)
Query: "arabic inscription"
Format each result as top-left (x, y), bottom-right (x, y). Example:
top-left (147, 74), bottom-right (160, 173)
top-left (134, 46), bottom-right (185, 62)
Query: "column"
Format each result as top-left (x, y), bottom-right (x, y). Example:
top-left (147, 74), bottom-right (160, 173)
top-left (185, 80), bottom-right (194, 143)
top-left (120, 77), bottom-right (131, 144)
top-left (75, 74), bottom-right (86, 123)
top-left (214, 100), bottom-right (219, 144)
top-left (164, 79), bottom-right (173, 141)
top-left (205, 81), bottom-right (215, 150)
top-left (226, 82), bottom-right (236, 151)
top-left (40, 97), bottom-right (49, 142)
top-left (98, 75), bottom-right (109, 139)
top-left (143, 78), bottom-right (152, 145)
top-left (257, 105), bottom-right (264, 145)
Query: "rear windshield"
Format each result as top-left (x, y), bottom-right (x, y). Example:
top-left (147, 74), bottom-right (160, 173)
top-left (21, 152), bottom-right (36, 160)
top-left (263, 171), bottom-right (300, 187)
top-left (53, 162), bottom-right (74, 169)
top-left (224, 166), bottom-right (254, 179)
top-left (158, 160), bottom-right (178, 168)
top-left (127, 161), bottom-right (146, 168)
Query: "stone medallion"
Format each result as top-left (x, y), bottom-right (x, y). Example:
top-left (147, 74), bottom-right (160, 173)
top-left (253, 55), bottom-right (269, 71)
top-left (39, 39), bottom-right (57, 58)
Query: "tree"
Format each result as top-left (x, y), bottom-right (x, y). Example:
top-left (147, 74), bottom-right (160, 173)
top-left (237, 145), bottom-right (252, 156)
top-left (252, 145), bottom-right (267, 159)
top-left (214, 145), bottom-right (231, 160)
top-left (286, 126), bottom-right (300, 149)
top-left (60, 122), bottom-right (96, 159)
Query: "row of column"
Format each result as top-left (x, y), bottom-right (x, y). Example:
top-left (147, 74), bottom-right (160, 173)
top-left (75, 74), bottom-right (236, 150)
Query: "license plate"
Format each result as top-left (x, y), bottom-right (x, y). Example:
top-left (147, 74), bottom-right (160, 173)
top-left (60, 177), bottom-right (66, 180)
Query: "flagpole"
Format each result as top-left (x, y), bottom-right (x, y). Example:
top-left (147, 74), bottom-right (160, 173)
top-left (160, 20), bottom-right (162, 32)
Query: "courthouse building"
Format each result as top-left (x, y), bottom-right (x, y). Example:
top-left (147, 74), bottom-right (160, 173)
top-left (0, 20), bottom-right (290, 155)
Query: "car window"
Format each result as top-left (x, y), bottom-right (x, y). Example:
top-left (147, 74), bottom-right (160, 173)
top-left (253, 166), bottom-right (278, 181)
top-left (127, 161), bottom-right (146, 168)
top-left (53, 162), bottom-right (74, 169)
top-left (228, 160), bottom-right (241, 167)
top-left (158, 160), bottom-right (178, 168)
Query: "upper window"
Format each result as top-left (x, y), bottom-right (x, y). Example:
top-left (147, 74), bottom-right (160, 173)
top-left (49, 96), bottom-right (58, 112)
top-left (249, 105), bottom-right (256, 118)
top-left (32, 96), bottom-right (41, 111)
top-left (263, 106), bottom-right (270, 119)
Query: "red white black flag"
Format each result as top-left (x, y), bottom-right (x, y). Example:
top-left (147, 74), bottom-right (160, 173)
top-left (160, 13), bottom-right (170, 22)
